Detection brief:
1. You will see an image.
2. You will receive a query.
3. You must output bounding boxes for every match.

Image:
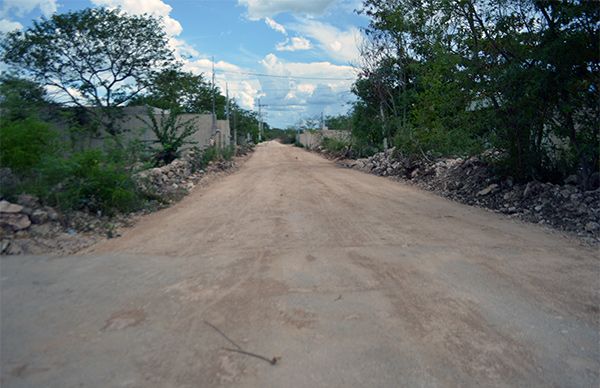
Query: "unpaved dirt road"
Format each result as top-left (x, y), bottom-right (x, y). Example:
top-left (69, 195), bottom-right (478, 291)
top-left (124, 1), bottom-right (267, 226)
top-left (1, 141), bottom-right (599, 387)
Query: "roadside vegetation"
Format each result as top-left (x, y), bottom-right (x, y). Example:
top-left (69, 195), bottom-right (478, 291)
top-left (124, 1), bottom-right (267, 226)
top-left (0, 7), bottom-right (261, 218)
top-left (327, 1), bottom-right (598, 187)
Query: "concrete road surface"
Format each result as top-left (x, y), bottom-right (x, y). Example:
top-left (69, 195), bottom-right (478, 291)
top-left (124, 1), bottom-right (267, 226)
top-left (1, 141), bottom-right (598, 387)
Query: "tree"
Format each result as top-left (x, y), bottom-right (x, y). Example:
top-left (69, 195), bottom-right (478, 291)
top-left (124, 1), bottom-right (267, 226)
top-left (130, 69), bottom-right (228, 118)
top-left (1, 7), bottom-right (176, 135)
top-left (296, 116), bottom-right (322, 132)
top-left (230, 102), bottom-right (260, 143)
top-left (324, 114), bottom-right (352, 130)
top-left (0, 75), bottom-right (51, 121)
top-left (353, 0), bottom-right (599, 184)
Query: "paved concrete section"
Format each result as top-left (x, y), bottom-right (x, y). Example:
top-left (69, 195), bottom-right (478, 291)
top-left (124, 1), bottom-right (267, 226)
top-left (1, 141), bottom-right (599, 387)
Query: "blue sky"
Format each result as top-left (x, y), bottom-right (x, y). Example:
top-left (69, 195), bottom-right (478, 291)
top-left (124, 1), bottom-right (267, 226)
top-left (0, 0), bottom-right (369, 128)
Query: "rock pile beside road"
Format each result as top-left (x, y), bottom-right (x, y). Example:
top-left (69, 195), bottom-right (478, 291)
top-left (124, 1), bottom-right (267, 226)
top-left (1, 146), bottom-right (253, 255)
top-left (133, 147), bottom-right (247, 201)
top-left (344, 148), bottom-right (600, 243)
top-left (0, 195), bottom-right (77, 255)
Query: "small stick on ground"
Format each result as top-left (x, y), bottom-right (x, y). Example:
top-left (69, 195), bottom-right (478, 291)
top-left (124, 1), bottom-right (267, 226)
top-left (203, 320), bottom-right (242, 350)
top-left (223, 348), bottom-right (280, 365)
top-left (204, 320), bottom-right (279, 366)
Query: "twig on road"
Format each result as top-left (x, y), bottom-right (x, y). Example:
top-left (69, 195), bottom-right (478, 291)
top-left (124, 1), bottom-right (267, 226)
top-left (204, 320), bottom-right (280, 366)
top-left (223, 347), bottom-right (280, 365)
top-left (204, 320), bottom-right (242, 350)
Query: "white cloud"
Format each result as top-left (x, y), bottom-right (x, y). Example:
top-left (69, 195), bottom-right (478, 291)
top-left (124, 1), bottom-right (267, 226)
top-left (260, 53), bottom-right (354, 82)
top-left (182, 58), bottom-right (261, 110)
top-left (0, 0), bottom-right (57, 18)
top-left (0, 18), bottom-right (22, 33)
top-left (276, 36), bottom-right (312, 51)
top-left (256, 53), bottom-right (356, 127)
top-left (289, 19), bottom-right (362, 63)
top-left (238, 0), bottom-right (335, 20)
top-left (90, 0), bottom-right (183, 36)
top-left (264, 17), bottom-right (286, 34)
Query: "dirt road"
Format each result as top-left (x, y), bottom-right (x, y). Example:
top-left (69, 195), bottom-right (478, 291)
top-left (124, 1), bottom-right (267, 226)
top-left (2, 141), bottom-right (598, 387)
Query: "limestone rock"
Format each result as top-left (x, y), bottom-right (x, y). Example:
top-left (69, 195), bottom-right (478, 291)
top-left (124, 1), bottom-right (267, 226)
top-left (30, 209), bottom-right (49, 224)
top-left (477, 184), bottom-right (499, 196)
top-left (0, 213), bottom-right (31, 231)
top-left (585, 221), bottom-right (599, 232)
top-left (0, 200), bottom-right (23, 214)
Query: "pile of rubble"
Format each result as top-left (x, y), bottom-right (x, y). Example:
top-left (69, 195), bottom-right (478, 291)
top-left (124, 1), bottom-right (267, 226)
top-left (345, 148), bottom-right (600, 243)
top-left (133, 149), bottom-right (235, 202)
top-left (1, 146), bottom-right (254, 255)
top-left (0, 195), bottom-right (99, 255)
top-left (235, 143), bottom-right (255, 156)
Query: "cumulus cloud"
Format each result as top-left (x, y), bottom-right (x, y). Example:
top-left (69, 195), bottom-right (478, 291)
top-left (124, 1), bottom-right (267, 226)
top-left (260, 53), bottom-right (354, 82)
top-left (264, 16), bottom-right (286, 34)
top-left (0, 18), bottom-right (22, 33)
top-left (91, 0), bottom-right (183, 36)
top-left (0, 0), bottom-right (54, 34)
top-left (182, 58), bottom-right (261, 110)
top-left (238, 0), bottom-right (335, 20)
top-left (256, 53), bottom-right (355, 127)
top-left (289, 19), bottom-right (362, 63)
top-left (0, 0), bottom-right (57, 18)
top-left (276, 36), bottom-right (312, 52)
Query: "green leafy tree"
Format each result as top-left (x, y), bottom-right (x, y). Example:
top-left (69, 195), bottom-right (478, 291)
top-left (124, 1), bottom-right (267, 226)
top-left (0, 75), bottom-right (51, 121)
top-left (353, 0), bottom-right (599, 184)
top-left (1, 7), bottom-right (176, 136)
top-left (324, 114), bottom-right (352, 130)
top-left (131, 69), bottom-right (228, 118)
top-left (230, 103), bottom-right (260, 143)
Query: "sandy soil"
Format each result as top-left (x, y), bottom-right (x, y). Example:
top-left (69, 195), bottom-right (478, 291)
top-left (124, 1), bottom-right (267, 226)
top-left (1, 141), bottom-right (598, 387)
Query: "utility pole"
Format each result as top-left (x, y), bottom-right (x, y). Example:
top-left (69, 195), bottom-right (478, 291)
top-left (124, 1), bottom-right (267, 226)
top-left (257, 97), bottom-right (262, 142)
top-left (256, 98), bottom-right (268, 143)
top-left (233, 100), bottom-right (237, 147)
top-left (320, 111), bottom-right (324, 130)
top-left (211, 56), bottom-right (216, 135)
top-left (226, 82), bottom-right (232, 147)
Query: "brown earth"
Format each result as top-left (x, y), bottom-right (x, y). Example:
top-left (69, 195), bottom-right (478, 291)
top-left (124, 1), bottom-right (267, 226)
top-left (1, 141), bottom-right (598, 387)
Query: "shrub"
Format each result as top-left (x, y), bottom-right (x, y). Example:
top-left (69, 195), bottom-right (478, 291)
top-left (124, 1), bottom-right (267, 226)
top-left (139, 107), bottom-right (199, 166)
top-left (39, 150), bottom-right (141, 215)
top-left (321, 137), bottom-right (350, 156)
top-left (393, 123), bottom-right (482, 159)
top-left (221, 145), bottom-right (235, 161)
top-left (201, 145), bottom-right (218, 166)
top-left (0, 118), bottom-right (59, 174)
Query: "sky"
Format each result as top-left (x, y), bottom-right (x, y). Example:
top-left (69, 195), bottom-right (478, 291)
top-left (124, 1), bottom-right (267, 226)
top-left (0, 0), bottom-right (369, 128)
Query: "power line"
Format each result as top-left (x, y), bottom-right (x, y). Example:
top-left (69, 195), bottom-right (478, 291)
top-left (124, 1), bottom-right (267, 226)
top-left (220, 70), bottom-right (355, 81)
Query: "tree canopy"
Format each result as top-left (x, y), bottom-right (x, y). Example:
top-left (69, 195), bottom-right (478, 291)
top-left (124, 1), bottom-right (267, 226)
top-left (1, 7), bottom-right (176, 135)
top-left (351, 0), bottom-right (599, 185)
top-left (130, 69), bottom-right (227, 118)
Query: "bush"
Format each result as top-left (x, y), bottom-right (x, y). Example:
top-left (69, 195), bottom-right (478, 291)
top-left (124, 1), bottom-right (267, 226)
top-left (221, 145), bottom-right (235, 161)
top-left (0, 115), bottom-right (153, 216)
top-left (393, 123), bottom-right (482, 159)
top-left (39, 150), bottom-right (141, 215)
top-left (201, 145), bottom-right (218, 166)
top-left (321, 137), bottom-right (350, 156)
top-left (0, 118), bottom-right (59, 174)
